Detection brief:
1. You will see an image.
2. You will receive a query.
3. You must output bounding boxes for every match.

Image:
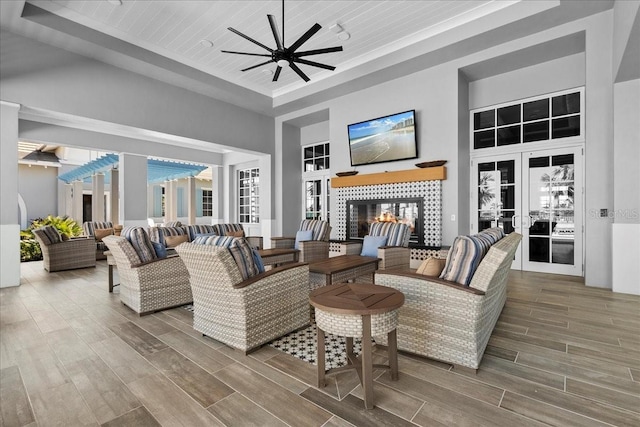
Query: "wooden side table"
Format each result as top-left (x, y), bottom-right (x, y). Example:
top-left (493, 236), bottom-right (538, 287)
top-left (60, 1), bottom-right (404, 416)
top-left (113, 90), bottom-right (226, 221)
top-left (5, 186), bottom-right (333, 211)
top-left (308, 255), bottom-right (379, 291)
top-left (310, 283), bottom-right (404, 409)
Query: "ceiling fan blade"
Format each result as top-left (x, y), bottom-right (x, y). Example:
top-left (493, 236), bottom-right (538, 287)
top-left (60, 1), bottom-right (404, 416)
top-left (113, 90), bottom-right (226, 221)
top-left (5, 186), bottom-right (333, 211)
top-left (221, 50), bottom-right (272, 57)
top-left (241, 60), bottom-right (274, 72)
top-left (228, 27), bottom-right (273, 53)
top-left (289, 62), bottom-right (310, 82)
top-left (294, 46), bottom-right (343, 57)
top-left (293, 58), bottom-right (335, 71)
top-left (272, 66), bottom-right (282, 82)
top-left (288, 23), bottom-right (321, 52)
top-left (267, 15), bottom-right (283, 50)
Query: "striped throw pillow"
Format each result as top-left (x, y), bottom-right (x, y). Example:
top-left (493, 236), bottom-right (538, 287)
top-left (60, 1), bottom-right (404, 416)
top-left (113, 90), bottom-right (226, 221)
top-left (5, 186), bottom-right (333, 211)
top-left (439, 233), bottom-right (495, 286)
top-left (187, 224), bottom-right (217, 241)
top-left (192, 235), bottom-right (258, 279)
top-left (479, 227), bottom-right (505, 242)
top-left (299, 220), bottom-right (330, 241)
top-left (149, 226), bottom-right (188, 247)
top-left (368, 222), bottom-right (410, 247)
top-left (193, 235), bottom-right (237, 247)
top-left (120, 226), bottom-right (157, 263)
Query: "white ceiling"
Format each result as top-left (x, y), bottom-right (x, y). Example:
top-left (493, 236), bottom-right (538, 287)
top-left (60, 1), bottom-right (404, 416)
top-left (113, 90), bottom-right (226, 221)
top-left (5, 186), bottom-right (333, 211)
top-left (25, 0), bottom-right (507, 97)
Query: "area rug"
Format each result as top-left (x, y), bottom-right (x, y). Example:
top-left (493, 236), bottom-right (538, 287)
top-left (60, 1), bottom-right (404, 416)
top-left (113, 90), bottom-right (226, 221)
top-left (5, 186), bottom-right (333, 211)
top-left (182, 305), bottom-right (362, 369)
top-left (269, 324), bottom-right (364, 369)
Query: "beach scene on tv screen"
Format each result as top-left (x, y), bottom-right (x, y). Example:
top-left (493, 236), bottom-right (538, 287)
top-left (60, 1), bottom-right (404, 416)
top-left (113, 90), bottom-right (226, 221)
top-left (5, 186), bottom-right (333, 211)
top-left (349, 111), bottom-right (416, 165)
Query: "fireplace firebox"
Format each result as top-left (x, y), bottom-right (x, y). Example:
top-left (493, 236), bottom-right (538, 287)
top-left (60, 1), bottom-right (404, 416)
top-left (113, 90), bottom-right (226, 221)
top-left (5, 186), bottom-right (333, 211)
top-left (346, 198), bottom-right (424, 246)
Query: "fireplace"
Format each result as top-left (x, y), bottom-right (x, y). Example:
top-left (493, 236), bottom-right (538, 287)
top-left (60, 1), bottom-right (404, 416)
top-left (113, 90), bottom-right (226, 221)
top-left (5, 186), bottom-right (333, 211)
top-left (346, 198), bottom-right (424, 246)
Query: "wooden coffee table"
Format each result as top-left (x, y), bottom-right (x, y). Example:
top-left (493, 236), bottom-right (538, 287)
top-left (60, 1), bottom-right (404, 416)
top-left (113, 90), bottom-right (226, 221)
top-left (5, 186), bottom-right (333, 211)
top-left (308, 255), bottom-right (379, 290)
top-left (258, 248), bottom-right (299, 267)
top-left (310, 283), bottom-right (404, 409)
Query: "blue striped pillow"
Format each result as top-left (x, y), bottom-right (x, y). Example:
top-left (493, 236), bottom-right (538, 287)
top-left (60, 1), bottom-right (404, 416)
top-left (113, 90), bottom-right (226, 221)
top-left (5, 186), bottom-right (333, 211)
top-left (193, 235), bottom-right (237, 247)
top-left (121, 226), bottom-right (157, 263)
top-left (439, 234), bottom-right (494, 286)
top-left (368, 222), bottom-right (410, 247)
top-left (229, 239), bottom-right (259, 280)
top-left (187, 224), bottom-right (217, 241)
top-left (299, 220), bottom-right (330, 241)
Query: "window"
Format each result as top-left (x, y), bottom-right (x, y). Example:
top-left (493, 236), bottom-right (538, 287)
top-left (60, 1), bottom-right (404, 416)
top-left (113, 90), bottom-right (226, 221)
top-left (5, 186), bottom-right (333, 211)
top-left (303, 142), bottom-right (330, 172)
top-left (472, 89), bottom-right (583, 150)
top-left (239, 168), bottom-right (259, 223)
top-left (202, 189), bottom-right (212, 216)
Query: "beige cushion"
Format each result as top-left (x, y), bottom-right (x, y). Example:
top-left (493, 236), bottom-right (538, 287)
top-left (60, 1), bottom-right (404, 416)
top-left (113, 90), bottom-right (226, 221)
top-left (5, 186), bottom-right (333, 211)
top-left (165, 234), bottom-right (189, 248)
top-left (226, 230), bottom-right (245, 238)
top-left (94, 228), bottom-right (114, 242)
top-left (416, 257), bottom-right (446, 276)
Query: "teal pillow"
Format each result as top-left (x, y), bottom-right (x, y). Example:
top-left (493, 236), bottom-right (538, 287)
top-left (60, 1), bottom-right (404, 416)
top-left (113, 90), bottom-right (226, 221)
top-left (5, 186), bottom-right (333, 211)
top-left (294, 230), bottom-right (313, 249)
top-left (360, 235), bottom-right (388, 257)
top-left (151, 241), bottom-right (168, 259)
top-left (252, 249), bottom-right (265, 273)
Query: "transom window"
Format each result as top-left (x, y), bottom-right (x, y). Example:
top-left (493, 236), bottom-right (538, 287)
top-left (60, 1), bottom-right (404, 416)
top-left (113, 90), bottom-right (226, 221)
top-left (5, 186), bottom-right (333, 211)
top-left (303, 142), bottom-right (330, 172)
top-left (238, 168), bottom-right (259, 224)
top-left (472, 88), bottom-right (583, 150)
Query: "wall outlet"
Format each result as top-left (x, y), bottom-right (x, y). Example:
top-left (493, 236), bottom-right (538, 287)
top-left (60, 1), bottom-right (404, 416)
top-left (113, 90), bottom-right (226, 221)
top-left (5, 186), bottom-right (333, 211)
top-left (451, 214), bottom-right (456, 221)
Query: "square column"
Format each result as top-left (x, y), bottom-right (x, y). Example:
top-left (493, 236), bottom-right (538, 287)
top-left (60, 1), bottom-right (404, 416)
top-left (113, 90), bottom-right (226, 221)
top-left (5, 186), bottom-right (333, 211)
top-left (110, 168), bottom-right (119, 225)
top-left (64, 183), bottom-right (73, 218)
top-left (92, 172), bottom-right (105, 222)
top-left (187, 176), bottom-right (196, 225)
top-left (119, 154), bottom-right (148, 227)
top-left (0, 101), bottom-right (20, 287)
top-left (72, 180), bottom-right (84, 223)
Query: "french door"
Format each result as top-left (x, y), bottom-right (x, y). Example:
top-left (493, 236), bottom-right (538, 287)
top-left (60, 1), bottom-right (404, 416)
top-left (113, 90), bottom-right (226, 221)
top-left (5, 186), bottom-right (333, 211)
top-left (472, 146), bottom-right (583, 276)
top-left (303, 175), bottom-right (331, 222)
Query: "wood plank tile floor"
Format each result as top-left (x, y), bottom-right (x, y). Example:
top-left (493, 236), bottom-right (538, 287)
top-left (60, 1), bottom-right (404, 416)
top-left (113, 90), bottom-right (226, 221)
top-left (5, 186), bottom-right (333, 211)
top-left (2, 261), bottom-right (639, 426)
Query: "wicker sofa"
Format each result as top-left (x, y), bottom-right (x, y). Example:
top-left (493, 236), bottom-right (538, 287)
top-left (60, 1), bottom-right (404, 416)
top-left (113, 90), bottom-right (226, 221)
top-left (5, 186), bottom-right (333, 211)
top-left (149, 223), bottom-right (263, 250)
top-left (375, 232), bottom-right (522, 370)
top-left (102, 235), bottom-right (192, 315)
top-left (176, 242), bottom-right (310, 353)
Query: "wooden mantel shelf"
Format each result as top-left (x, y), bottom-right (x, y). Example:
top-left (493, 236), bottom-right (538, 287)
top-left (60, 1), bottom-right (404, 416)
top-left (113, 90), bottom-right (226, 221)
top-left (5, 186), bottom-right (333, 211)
top-left (331, 166), bottom-right (446, 188)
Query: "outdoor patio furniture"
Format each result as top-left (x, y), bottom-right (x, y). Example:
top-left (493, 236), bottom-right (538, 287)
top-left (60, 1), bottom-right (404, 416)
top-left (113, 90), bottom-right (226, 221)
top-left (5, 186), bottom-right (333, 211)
top-left (32, 226), bottom-right (96, 272)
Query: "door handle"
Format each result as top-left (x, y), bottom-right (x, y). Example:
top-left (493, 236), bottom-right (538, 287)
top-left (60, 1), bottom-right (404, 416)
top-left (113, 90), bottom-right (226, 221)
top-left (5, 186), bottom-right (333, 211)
top-left (512, 215), bottom-right (519, 229)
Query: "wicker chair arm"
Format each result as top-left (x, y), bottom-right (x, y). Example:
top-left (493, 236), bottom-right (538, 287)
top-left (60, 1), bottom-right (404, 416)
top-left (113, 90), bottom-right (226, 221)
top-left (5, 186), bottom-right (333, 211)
top-left (298, 240), bottom-right (330, 263)
top-left (131, 254), bottom-right (179, 268)
top-left (234, 262), bottom-right (309, 289)
top-left (239, 264), bottom-right (309, 300)
top-left (133, 256), bottom-right (190, 290)
top-left (245, 236), bottom-right (263, 250)
top-left (376, 271), bottom-right (485, 295)
top-left (377, 246), bottom-right (410, 270)
top-left (338, 241), bottom-right (362, 255)
top-left (271, 237), bottom-right (295, 249)
top-left (49, 238), bottom-right (96, 250)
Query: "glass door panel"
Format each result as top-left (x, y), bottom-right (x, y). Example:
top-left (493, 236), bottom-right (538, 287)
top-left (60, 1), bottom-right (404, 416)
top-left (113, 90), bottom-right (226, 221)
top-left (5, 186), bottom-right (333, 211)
top-left (303, 175), bottom-right (331, 222)
top-left (522, 147), bottom-right (582, 275)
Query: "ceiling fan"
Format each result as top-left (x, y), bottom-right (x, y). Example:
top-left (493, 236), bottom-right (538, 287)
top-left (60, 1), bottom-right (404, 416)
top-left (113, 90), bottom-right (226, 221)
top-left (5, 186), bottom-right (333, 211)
top-left (221, 0), bottom-right (343, 83)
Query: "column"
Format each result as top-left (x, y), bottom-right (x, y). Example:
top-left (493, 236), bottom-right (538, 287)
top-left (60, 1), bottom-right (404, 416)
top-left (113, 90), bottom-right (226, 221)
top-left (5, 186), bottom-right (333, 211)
top-left (187, 176), bottom-right (196, 225)
top-left (0, 101), bottom-right (20, 287)
top-left (163, 180), bottom-right (171, 223)
top-left (92, 172), bottom-right (105, 222)
top-left (110, 168), bottom-right (119, 225)
top-left (212, 166), bottom-right (223, 224)
top-left (167, 180), bottom-right (178, 222)
top-left (119, 154), bottom-right (148, 227)
top-left (72, 180), bottom-right (84, 224)
top-left (64, 183), bottom-right (73, 218)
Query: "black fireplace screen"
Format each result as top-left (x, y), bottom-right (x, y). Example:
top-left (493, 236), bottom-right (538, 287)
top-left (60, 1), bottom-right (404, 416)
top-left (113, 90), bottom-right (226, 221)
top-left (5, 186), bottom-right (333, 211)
top-left (346, 198), bottom-right (424, 246)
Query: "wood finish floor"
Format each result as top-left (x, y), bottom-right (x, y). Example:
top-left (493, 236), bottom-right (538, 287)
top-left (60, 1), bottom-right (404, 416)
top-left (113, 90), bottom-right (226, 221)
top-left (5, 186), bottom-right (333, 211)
top-left (1, 261), bottom-right (639, 426)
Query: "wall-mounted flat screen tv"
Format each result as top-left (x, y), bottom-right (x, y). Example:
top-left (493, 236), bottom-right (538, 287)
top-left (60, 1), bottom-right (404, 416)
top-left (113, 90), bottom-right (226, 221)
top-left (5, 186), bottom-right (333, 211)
top-left (347, 110), bottom-right (417, 167)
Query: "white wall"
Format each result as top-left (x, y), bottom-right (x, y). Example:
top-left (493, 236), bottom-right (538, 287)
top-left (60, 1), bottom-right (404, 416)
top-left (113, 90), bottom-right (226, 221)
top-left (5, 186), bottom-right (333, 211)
top-left (613, 79), bottom-right (640, 223)
top-left (301, 121), bottom-right (330, 146)
top-left (18, 164), bottom-right (58, 223)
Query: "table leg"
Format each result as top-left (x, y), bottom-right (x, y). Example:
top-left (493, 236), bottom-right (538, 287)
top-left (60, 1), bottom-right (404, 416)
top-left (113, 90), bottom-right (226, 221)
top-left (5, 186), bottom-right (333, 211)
top-left (317, 326), bottom-right (326, 388)
top-left (345, 337), bottom-right (354, 363)
top-left (388, 328), bottom-right (398, 380)
top-left (108, 264), bottom-right (114, 293)
top-left (362, 314), bottom-right (374, 409)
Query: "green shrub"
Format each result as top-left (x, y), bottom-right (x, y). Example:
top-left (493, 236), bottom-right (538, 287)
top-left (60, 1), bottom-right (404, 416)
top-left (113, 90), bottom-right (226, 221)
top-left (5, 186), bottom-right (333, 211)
top-left (20, 215), bottom-right (83, 262)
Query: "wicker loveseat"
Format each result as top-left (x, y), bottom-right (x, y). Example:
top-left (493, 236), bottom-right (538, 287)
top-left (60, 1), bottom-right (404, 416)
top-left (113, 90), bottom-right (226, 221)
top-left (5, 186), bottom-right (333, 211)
top-left (32, 226), bottom-right (96, 272)
top-left (176, 241), bottom-right (310, 353)
top-left (149, 224), bottom-right (263, 250)
top-left (103, 233), bottom-right (192, 315)
top-left (375, 232), bottom-right (522, 370)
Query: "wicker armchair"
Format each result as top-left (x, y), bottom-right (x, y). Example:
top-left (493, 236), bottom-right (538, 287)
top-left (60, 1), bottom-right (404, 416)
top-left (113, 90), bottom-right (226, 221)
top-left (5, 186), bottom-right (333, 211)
top-left (375, 232), bottom-right (522, 370)
top-left (102, 235), bottom-right (192, 315)
top-left (176, 242), bottom-right (310, 353)
top-left (32, 226), bottom-right (96, 272)
top-left (339, 222), bottom-right (411, 270)
top-left (271, 219), bottom-right (331, 263)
